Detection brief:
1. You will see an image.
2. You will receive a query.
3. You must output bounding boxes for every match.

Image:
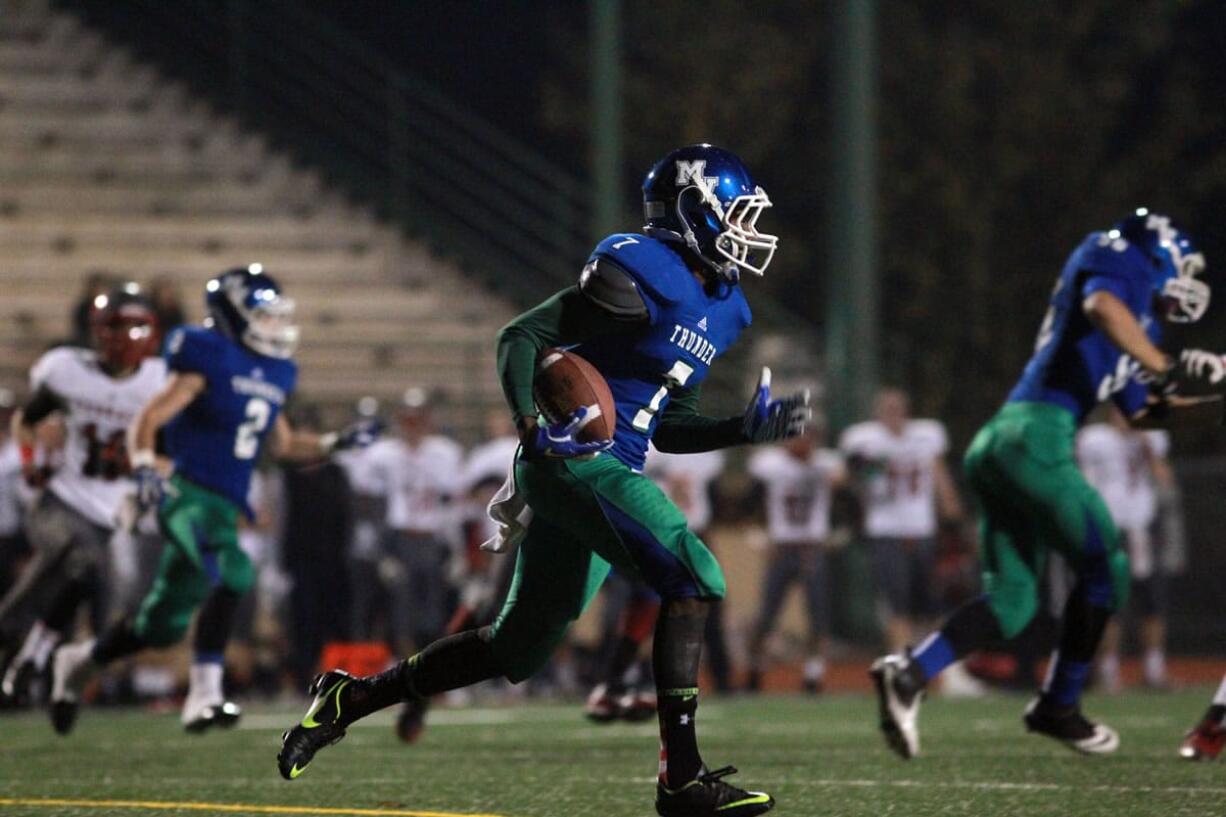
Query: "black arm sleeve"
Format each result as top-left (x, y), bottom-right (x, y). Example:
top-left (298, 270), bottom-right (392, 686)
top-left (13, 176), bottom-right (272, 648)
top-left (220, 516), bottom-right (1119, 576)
top-left (652, 383), bottom-right (746, 453)
top-left (21, 385), bottom-right (68, 426)
top-left (496, 286), bottom-right (640, 421)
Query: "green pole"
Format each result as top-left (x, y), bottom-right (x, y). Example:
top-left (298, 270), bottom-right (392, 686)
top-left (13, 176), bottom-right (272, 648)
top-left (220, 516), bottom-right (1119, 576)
top-left (826, 0), bottom-right (879, 432)
top-left (590, 0), bottom-right (623, 241)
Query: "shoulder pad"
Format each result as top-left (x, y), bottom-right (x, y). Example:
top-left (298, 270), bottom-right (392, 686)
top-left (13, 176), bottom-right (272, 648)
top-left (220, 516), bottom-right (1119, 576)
top-left (164, 325), bottom-right (225, 376)
top-left (1074, 232), bottom-right (1148, 280)
top-left (579, 256), bottom-right (649, 320)
top-left (590, 234), bottom-right (691, 307)
top-left (29, 346), bottom-right (86, 391)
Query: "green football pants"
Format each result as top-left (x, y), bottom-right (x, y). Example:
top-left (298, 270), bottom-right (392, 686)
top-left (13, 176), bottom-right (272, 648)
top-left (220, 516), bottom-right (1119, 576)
top-left (963, 401), bottom-right (1130, 639)
top-left (133, 475), bottom-right (253, 647)
top-left (488, 453), bottom-right (725, 682)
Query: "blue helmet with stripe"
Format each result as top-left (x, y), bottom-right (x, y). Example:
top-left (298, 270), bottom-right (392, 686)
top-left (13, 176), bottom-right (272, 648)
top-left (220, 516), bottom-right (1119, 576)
top-left (1111, 208), bottom-right (1209, 323)
top-left (205, 264), bottom-right (299, 358)
top-left (642, 144), bottom-right (777, 283)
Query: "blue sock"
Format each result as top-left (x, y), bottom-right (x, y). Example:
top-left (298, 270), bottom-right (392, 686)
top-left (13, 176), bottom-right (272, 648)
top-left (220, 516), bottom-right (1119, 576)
top-left (911, 632), bottom-right (956, 682)
top-left (1043, 651), bottom-right (1092, 707)
top-left (193, 650), bottom-right (224, 665)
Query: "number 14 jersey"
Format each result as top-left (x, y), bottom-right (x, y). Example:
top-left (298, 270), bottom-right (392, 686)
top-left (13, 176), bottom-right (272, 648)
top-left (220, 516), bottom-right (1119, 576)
top-left (29, 346), bottom-right (167, 528)
top-left (163, 325), bottom-right (297, 514)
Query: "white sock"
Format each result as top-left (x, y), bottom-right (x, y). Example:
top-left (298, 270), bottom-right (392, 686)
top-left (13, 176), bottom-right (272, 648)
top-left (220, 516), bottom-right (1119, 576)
top-left (1098, 654), bottom-right (1121, 690)
top-left (188, 662), bottom-right (224, 705)
top-left (1143, 649), bottom-right (1166, 686)
top-left (803, 657), bottom-right (826, 682)
top-left (1213, 673), bottom-right (1226, 707)
top-left (13, 621), bottom-right (60, 671)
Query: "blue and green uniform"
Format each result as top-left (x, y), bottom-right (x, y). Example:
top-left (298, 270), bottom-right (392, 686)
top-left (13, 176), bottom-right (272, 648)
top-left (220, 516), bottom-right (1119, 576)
top-left (913, 231), bottom-right (1158, 696)
top-left (491, 234), bottom-right (749, 681)
top-left (133, 326), bottom-right (296, 646)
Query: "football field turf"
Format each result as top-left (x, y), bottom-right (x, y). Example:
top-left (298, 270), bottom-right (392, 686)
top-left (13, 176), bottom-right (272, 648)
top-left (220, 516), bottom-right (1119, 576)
top-left (4, 689), bottom-right (1226, 817)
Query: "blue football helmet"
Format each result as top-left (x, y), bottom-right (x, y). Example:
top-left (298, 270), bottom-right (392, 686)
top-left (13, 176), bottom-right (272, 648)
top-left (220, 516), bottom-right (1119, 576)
top-left (1110, 208), bottom-right (1209, 323)
top-left (642, 144), bottom-right (777, 282)
top-left (204, 263), bottom-right (299, 358)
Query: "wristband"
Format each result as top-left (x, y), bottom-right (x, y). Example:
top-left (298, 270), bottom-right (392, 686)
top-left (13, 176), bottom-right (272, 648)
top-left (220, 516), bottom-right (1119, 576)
top-left (130, 449), bottom-right (157, 469)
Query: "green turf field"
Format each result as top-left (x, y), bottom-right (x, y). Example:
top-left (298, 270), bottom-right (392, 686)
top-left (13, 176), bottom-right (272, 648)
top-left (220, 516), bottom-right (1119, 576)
top-left (3, 689), bottom-right (1225, 817)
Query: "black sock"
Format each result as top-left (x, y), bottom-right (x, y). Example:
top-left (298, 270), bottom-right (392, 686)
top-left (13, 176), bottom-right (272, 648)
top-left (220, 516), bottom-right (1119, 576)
top-left (654, 599), bottom-right (709, 788)
top-left (92, 619), bottom-right (144, 665)
top-left (340, 628), bottom-right (501, 727)
top-left (193, 588), bottom-right (241, 660)
top-left (907, 596), bottom-right (1002, 687)
top-left (604, 635), bottom-right (643, 694)
top-left (42, 575), bottom-right (96, 633)
top-left (1042, 580), bottom-right (1112, 708)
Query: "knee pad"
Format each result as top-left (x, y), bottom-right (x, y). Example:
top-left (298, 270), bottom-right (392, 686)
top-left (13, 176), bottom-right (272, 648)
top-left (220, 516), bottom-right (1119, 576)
top-left (985, 579), bottom-right (1039, 640)
top-left (219, 548), bottom-right (255, 596)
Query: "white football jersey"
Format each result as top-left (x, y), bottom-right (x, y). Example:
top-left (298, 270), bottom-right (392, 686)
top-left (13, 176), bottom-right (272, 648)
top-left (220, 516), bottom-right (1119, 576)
top-left (335, 437), bottom-right (398, 498)
top-left (30, 347), bottom-right (167, 529)
top-left (839, 419), bottom-right (948, 538)
top-left (645, 447), bottom-right (725, 532)
top-left (1076, 424), bottom-right (1168, 532)
top-left (463, 435), bottom-right (520, 494)
top-left (749, 446), bottom-right (844, 543)
top-left (384, 434), bottom-right (465, 534)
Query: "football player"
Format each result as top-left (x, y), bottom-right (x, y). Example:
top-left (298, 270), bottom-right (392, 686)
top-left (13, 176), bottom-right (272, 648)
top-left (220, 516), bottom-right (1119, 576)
top-left (1075, 407), bottom-right (1175, 692)
top-left (747, 425), bottom-right (846, 693)
top-left (840, 389), bottom-right (962, 653)
top-left (872, 210), bottom-right (1218, 758)
top-left (0, 285), bottom-right (165, 703)
top-left (278, 144), bottom-right (808, 817)
top-left (48, 265), bottom-right (377, 734)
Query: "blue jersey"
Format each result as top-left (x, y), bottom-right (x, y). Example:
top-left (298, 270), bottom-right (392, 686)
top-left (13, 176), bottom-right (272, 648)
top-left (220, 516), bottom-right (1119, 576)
top-left (572, 234), bottom-right (752, 471)
top-left (162, 326), bottom-right (298, 513)
top-left (1007, 231), bottom-right (1161, 421)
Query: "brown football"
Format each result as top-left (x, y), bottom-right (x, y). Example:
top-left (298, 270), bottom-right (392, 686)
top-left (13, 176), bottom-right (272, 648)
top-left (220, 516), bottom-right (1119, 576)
top-left (533, 348), bottom-right (617, 443)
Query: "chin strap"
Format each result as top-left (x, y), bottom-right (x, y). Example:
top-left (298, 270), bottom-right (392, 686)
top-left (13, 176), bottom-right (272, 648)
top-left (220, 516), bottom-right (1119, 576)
top-left (646, 188), bottom-right (741, 284)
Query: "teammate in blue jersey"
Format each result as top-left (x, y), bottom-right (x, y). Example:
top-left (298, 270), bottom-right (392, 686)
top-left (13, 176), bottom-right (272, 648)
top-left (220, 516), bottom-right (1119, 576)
top-left (278, 145), bottom-right (808, 817)
top-left (872, 210), bottom-right (1221, 759)
top-left (49, 265), bottom-right (377, 735)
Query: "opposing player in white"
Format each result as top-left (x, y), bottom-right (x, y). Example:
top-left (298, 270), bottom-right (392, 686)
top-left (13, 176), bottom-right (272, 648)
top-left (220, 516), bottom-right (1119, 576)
top-left (746, 427), bottom-right (845, 692)
top-left (0, 286), bottom-right (165, 703)
top-left (1076, 408), bottom-right (1176, 692)
top-left (839, 389), bottom-right (963, 652)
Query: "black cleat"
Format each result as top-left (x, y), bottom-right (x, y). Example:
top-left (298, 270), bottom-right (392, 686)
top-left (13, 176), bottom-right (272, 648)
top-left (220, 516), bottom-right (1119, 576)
top-left (656, 765), bottom-right (774, 817)
top-left (1023, 696), bottom-right (1119, 754)
top-left (184, 701), bottom-right (243, 734)
top-left (278, 671), bottom-right (353, 780)
top-left (870, 654), bottom-right (923, 759)
top-left (50, 699), bottom-right (78, 735)
top-left (395, 695), bottom-right (430, 743)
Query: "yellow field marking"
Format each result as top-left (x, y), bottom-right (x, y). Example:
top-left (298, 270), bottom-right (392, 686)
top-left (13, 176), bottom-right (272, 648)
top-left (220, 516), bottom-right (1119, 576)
top-left (0, 797), bottom-right (509, 817)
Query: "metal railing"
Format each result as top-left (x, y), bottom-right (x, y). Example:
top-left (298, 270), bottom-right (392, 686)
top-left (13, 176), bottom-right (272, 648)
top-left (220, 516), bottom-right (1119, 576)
top-left (63, 0), bottom-right (593, 302)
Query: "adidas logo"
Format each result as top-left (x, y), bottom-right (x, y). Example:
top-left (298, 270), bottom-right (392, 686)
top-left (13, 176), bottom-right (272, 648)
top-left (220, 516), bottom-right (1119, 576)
top-left (697, 316), bottom-right (708, 331)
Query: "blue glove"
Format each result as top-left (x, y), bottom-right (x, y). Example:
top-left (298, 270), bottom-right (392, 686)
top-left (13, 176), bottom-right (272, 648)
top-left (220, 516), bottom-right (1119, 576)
top-left (332, 418), bottom-right (384, 452)
top-left (526, 407), bottom-right (613, 459)
top-left (742, 366), bottom-right (811, 443)
top-left (133, 465), bottom-right (165, 513)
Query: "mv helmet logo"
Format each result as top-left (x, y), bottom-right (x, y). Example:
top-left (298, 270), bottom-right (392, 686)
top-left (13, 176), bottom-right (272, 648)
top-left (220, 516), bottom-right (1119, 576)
top-left (675, 160), bottom-right (719, 198)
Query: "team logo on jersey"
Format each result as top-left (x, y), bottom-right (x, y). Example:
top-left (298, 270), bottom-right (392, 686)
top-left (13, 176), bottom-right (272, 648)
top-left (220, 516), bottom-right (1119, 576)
top-left (697, 316), bottom-right (708, 331)
top-left (675, 160), bottom-right (718, 196)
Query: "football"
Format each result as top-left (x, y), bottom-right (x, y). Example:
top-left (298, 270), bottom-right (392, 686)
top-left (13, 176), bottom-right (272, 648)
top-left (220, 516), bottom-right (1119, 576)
top-left (533, 348), bottom-right (617, 443)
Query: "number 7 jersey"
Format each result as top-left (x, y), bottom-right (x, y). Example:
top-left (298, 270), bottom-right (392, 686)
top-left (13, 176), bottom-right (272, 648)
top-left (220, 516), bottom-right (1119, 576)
top-left (572, 233), bottom-right (752, 472)
top-left (162, 325), bottom-right (297, 514)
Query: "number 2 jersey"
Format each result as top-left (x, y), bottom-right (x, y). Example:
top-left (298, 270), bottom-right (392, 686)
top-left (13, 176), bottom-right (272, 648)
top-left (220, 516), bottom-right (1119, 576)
top-left (572, 234), bottom-right (752, 472)
top-left (1007, 231), bottom-right (1162, 421)
top-left (30, 346), bottom-right (168, 529)
top-left (162, 325), bottom-right (297, 514)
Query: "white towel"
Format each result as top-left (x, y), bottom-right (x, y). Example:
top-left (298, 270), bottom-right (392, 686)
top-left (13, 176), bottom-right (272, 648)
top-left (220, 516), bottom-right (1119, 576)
top-left (480, 459), bottom-right (533, 553)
